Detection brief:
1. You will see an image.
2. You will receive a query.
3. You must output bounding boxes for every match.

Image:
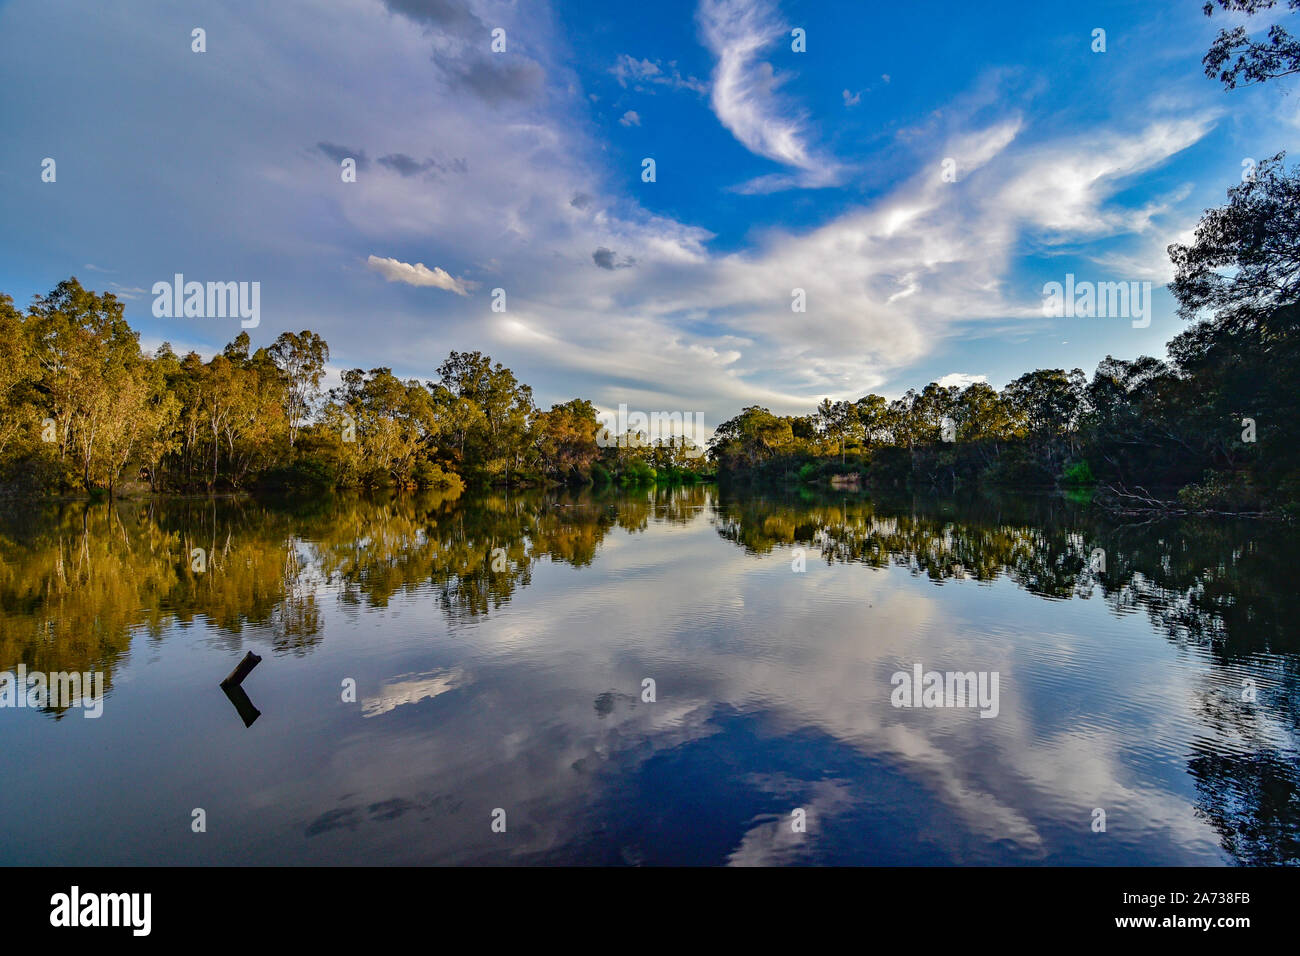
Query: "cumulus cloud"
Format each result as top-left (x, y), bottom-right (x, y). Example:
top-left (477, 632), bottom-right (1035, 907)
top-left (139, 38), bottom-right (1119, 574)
top-left (618, 109), bottom-right (641, 127)
top-left (366, 255), bottom-right (476, 295)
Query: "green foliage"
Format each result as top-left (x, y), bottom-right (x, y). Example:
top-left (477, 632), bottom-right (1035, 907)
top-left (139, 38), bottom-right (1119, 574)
top-left (619, 458), bottom-right (657, 484)
top-left (0, 282), bottom-right (636, 498)
top-left (529, 398), bottom-right (602, 482)
top-left (1061, 460), bottom-right (1096, 487)
top-left (1176, 471), bottom-right (1265, 512)
top-left (258, 457), bottom-right (338, 492)
top-left (412, 460), bottom-right (465, 493)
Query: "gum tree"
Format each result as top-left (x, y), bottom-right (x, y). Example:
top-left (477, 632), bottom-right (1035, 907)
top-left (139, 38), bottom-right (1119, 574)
top-left (269, 330), bottom-right (329, 448)
top-left (1203, 0), bottom-right (1300, 88)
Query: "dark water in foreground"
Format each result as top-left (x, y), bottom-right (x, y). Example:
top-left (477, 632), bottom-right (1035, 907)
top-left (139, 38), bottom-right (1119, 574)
top-left (0, 486), bottom-right (1296, 866)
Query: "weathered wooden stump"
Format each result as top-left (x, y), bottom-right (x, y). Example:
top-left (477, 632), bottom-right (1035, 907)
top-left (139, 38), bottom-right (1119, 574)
top-left (220, 651), bottom-right (262, 689)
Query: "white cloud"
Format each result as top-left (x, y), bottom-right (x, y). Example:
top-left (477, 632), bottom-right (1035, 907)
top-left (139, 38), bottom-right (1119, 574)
top-left (365, 255), bottom-right (476, 295)
top-left (333, 102), bottom-right (1210, 418)
top-left (696, 0), bottom-right (843, 191)
top-left (610, 53), bottom-right (707, 94)
top-left (108, 282), bottom-right (149, 300)
top-left (1089, 223), bottom-right (1198, 283)
top-left (362, 669), bottom-right (466, 718)
top-left (612, 54), bottom-right (659, 84)
top-left (994, 117), bottom-right (1217, 239)
top-left (936, 373), bottom-right (988, 389)
top-left (618, 109), bottom-right (641, 127)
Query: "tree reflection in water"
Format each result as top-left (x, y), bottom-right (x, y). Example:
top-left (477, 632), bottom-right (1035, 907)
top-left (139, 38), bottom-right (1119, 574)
top-left (0, 484), bottom-right (1294, 863)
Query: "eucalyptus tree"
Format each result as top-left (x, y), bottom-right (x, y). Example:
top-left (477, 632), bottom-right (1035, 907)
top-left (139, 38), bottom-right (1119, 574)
top-left (269, 330), bottom-right (329, 448)
top-left (1202, 0), bottom-right (1300, 89)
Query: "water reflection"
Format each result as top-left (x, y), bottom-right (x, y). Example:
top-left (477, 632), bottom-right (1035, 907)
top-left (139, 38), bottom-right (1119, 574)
top-left (0, 486), bottom-right (1295, 864)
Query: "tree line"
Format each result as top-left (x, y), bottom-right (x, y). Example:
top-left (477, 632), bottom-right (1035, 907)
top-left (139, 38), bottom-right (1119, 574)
top-left (710, 152), bottom-right (1300, 516)
top-left (0, 285), bottom-right (710, 497)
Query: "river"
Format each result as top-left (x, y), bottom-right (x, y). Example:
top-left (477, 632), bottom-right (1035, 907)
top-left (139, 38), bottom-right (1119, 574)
top-left (0, 485), bottom-right (1295, 865)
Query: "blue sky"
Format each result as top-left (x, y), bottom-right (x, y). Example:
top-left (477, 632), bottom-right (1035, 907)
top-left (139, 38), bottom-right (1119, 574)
top-left (1, 0), bottom-right (1297, 430)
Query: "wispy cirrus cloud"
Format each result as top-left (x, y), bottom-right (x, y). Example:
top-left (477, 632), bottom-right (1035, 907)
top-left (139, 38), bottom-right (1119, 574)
top-left (696, 0), bottom-right (843, 192)
top-left (993, 116), bottom-right (1217, 239)
top-left (108, 282), bottom-right (149, 300)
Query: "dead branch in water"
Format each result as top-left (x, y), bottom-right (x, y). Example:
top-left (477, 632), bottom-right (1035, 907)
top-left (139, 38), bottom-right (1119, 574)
top-left (1095, 483), bottom-right (1278, 519)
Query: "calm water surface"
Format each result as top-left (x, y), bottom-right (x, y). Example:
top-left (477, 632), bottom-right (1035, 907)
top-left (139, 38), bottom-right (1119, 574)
top-left (0, 486), bottom-right (1296, 865)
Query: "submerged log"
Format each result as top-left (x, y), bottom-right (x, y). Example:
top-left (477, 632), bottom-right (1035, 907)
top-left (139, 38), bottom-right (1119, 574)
top-left (220, 651), bottom-right (262, 688)
top-left (220, 681), bottom-right (261, 728)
